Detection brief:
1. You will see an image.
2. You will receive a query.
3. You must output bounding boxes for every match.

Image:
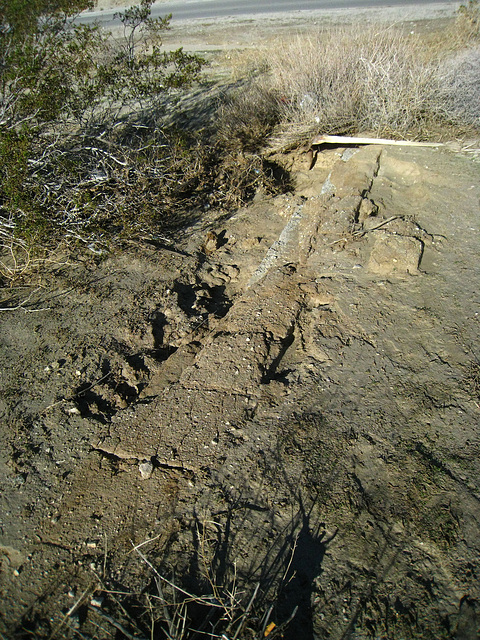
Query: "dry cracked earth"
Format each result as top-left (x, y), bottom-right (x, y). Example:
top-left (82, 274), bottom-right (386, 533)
top-left (1, 138), bottom-right (480, 639)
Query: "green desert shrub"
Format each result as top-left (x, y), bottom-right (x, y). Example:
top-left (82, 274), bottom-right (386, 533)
top-left (0, 0), bottom-right (205, 253)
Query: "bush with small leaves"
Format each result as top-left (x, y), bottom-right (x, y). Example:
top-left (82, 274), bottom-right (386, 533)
top-left (0, 0), bottom-right (205, 253)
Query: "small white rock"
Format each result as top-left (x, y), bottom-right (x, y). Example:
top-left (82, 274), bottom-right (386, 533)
top-left (139, 460), bottom-right (154, 479)
top-left (90, 595), bottom-right (104, 608)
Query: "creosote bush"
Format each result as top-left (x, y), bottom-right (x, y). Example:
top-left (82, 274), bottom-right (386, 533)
top-left (0, 0), bottom-right (208, 261)
top-left (0, 0), bottom-right (293, 277)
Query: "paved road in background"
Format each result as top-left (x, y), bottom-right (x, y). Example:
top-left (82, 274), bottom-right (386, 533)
top-left (79, 0), bottom-right (458, 26)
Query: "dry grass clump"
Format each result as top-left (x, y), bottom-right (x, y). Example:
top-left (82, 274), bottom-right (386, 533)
top-left (122, 523), bottom-right (298, 640)
top-left (217, 12), bottom-right (480, 153)
top-left (453, 0), bottom-right (480, 44)
top-left (263, 26), bottom-right (441, 150)
top-left (216, 83), bottom-right (282, 153)
top-left (47, 527), bottom-right (299, 640)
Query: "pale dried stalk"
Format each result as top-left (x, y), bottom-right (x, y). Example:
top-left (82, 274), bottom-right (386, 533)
top-left (0, 242), bottom-right (32, 283)
top-left (0, 287), bottom-right (50, 313)
top-left (311, 134), bottom-right (443, 147)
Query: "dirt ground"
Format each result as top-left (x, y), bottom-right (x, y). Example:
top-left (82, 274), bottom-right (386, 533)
top-left (1, 9), bottom-right (480, 640)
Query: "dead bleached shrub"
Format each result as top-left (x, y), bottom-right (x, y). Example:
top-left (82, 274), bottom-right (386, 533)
top-left (263, 26), bottom-right (441, 150)
top-left (217, 18), bottom-right (480, 154)
top-left (438, 45), bottom-right (480, 128)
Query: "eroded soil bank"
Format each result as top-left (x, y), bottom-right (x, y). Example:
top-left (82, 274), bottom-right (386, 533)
top-left (1, 134), bottom-right (479, 639)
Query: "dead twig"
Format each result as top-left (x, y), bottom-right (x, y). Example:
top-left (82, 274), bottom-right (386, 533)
top-left (232, 582), bottom-right (260, 640)
top-left (352, 215), bottom-right (400, 237)
top-left (0, 287), bottom-right (50, 313)
top-left (47, 586), bottom-right (94, 640)
top-left (133, 544), bottom-right (223, 609)
top-left (0, 241), bottom-right (34, 284)
top-left (88, 607), bottom-right (148, 640)
top-left (42, 370), bottom-right (113, 412)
